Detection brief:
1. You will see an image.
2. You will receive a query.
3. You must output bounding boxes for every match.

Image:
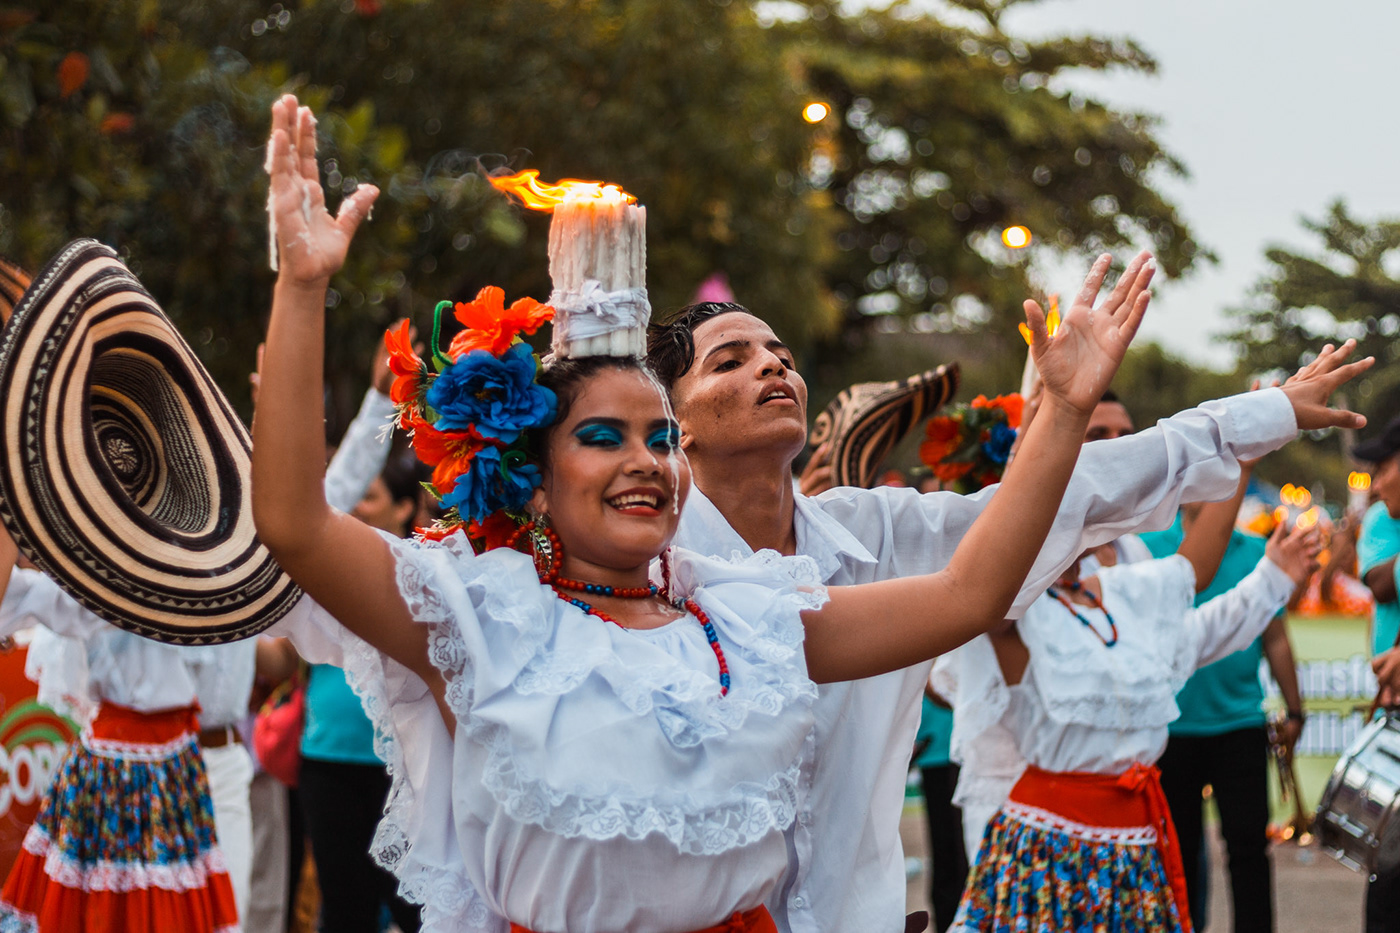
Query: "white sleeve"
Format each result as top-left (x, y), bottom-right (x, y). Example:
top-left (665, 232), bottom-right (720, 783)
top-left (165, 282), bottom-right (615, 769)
top-left (0, 569), bottom-right (108, 641)
top-left (815, 387), bottom-right (1297, 616)
top-left (324, 388), bottom-right (396, 513)
top-left (1187, 558), bottom-right (1296, 668)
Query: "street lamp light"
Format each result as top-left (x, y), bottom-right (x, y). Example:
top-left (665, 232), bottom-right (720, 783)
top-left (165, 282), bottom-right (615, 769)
top-left (802, 102), bottom-right (830, 124)
top-left (1001, 225), bottom-right (1031, 249)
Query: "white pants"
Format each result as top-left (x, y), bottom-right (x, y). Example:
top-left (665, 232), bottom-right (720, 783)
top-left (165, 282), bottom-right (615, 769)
top-left (204, 741), bottom-right (255, 931)
top-left (246, 770), bottom-right (291, 933)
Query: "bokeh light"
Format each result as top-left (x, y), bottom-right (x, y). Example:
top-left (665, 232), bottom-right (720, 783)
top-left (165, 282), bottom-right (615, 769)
top-left (1001, 225), bottom-right (1032, 249)
top-left (802, 102), bottom-right (830, 124)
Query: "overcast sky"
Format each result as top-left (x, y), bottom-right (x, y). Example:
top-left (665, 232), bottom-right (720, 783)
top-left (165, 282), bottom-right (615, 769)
top-left (986, 0), bottom-right (1400, 369)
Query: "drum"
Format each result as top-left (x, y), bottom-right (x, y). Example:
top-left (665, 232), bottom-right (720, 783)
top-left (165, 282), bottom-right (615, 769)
top-left (1316, 710), bottom-right (1400, 873)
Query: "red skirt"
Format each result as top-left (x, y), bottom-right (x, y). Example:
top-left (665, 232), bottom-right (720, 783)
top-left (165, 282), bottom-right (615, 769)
top-left (509, 904), bottom-right (777, 933)
top-left (0, 703), bottom-right (239, 932)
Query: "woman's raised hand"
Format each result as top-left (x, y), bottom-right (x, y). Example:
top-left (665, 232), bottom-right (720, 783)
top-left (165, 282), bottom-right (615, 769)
top-left (266, 94), bottom-right (379, 286)
top-left (1026, 250), bottom-right (1154, 414)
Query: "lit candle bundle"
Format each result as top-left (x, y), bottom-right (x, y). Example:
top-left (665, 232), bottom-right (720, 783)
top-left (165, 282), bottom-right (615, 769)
top-left (490, 170), bottom-right (649, 359)
top-left (1017, 295), bottom-right (1059, 400)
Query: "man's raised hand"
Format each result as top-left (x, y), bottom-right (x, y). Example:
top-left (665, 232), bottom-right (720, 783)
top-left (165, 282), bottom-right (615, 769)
top-left (267, 94), bottom-right (379, 286)
top-left (1280, 340), bottom-right (1374, 432)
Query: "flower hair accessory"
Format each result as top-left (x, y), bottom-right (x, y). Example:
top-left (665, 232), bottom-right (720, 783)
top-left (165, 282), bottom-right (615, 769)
top-left (384, 286), bottom-right (556, 548)
top-left (918, 393), bottom-right (1023, 493)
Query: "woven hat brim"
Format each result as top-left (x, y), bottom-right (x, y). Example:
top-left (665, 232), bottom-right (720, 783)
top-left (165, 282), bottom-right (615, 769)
top-left (0, 239), bottom-right (302, 645)
top-left (808, 363), bottom-right (960, 489)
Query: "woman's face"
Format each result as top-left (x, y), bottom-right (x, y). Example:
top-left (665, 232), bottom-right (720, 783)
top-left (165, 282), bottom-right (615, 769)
top-left (352, 477), bottom-right (416, 537)
top-left (532, 368), bottom-right (691, 578)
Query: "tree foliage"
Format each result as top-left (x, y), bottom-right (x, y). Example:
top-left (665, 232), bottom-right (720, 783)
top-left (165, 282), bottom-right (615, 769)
top-left (0, 0), bottom-right (1200, 431)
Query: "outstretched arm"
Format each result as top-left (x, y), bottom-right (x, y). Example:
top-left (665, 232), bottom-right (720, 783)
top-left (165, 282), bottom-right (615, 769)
top-left (1176, 462), bottom-right (1254, 594)
top-left (803, 253), bottom-right (1152, 682)
top-left (251, 95), bottom-right (439, 696)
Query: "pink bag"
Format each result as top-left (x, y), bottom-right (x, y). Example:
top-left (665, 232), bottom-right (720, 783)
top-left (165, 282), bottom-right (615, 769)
top-left (253, 667), bottom-right (305, 787)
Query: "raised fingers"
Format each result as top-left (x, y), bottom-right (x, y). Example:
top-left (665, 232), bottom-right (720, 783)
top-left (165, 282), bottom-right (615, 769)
top-left (335, 184), bottom-right (380, 238)
top-left (1072, 254), bottom-right (1113, 309)
top-left (296, 105), bottom-right (319, 184)
top-left (1022, 298), bottom-right (1050, 346)
top-left (1102, 250), bottom-right (1153, 313)
top-left (1113, 287), bottom-right (1151, 348)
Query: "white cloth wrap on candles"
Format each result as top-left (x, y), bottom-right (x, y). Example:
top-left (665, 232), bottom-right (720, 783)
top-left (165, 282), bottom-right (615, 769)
top-left (549, 280), bottom-right (651, 343)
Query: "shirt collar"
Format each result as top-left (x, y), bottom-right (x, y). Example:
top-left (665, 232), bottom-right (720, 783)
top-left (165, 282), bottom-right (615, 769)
top-left (675, 486), bottom-right (876, 582)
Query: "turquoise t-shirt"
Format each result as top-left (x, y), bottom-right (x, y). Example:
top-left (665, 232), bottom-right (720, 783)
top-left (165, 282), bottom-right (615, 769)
top-left (914, 696), bottom-right (953, 768)
top-left (1359, 501), bottom-right (1400, 656)
top-left (300, 663), bottom-right (383, 765)
top-left (1140, 518), bottom-right (1274, 737)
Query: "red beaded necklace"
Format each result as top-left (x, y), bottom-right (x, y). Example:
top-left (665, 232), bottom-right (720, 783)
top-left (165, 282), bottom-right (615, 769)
top-left (505, 521), bottom-right (731, 696)
top-left (1046, 581), bottom-right (1119, 648)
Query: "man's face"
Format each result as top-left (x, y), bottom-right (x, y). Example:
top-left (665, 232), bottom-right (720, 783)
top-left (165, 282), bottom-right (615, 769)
top-left (1373, 454), bottom-right (1400, 518)
top-left (1084, 401), bottom-right (1134, 444)
top-left (668, 312), bottom-right (809, 466)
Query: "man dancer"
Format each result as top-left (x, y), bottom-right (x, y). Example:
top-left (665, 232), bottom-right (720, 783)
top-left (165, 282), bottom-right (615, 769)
top-left (646, 252), bottom-right (1369, 933)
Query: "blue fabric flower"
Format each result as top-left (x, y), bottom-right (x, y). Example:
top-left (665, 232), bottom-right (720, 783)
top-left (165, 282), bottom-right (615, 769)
top-left (440, 444), bottom-right (541, 522)
top-left (427, 343), bottom-right (558, 444)
top-left (981, 422), bottom-right (1017, 465)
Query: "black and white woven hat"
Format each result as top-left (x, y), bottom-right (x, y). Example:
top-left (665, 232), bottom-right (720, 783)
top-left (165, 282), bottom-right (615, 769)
top-left (0, 239), bottom-right (301, 644)
top-left (808, 362), bottom-right (960, 489)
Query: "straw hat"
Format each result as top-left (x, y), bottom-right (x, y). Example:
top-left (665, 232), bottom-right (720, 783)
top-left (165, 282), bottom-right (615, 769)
top-left (0, 239), bottom-right (301, 644)
top-left (808, 363), bottom-right (960, 489)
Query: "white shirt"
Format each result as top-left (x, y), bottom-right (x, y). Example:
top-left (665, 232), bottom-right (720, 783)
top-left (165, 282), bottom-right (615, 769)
top-left (276, 537), bottom-right (827, 933)
top-left (671, 388), bottom-right (1298, 933)
top-left (951, 555), bottom-right (1294, 776)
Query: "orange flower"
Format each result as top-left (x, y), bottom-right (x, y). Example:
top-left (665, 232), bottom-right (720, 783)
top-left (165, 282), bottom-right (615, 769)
top-left (466, 511), bottom-right (524, 552)
top-left (411, 420), bottom-right (492, 496)
top-left (969, 393), bottom-right (1023, 428)
top-left (919, 416), bottom-right (962, 469)
top-left (384, 318), bottom-right (428, 416)
top-left (932, 461), bottom-right (975, 483)
top-left (99, 112), bottom-right (135, 135)
top-left (416, 521), bottom-right (463, 543)
top-left (448, 286), bottom-right (554, 359)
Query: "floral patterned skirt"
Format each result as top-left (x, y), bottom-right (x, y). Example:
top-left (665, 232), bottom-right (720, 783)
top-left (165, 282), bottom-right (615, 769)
top-left (0, 703), bottom-right (238, 933)
top-left (952, 765), bottom-right (1189, 933)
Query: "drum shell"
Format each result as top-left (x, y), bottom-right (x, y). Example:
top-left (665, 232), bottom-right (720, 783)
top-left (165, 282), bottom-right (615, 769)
top-left (1316, 712), bottom-right (1400, 873)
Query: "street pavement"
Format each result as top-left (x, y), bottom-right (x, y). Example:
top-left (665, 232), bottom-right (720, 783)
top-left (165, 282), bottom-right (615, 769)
top-left (901, 803), bottom-right (1367, 931)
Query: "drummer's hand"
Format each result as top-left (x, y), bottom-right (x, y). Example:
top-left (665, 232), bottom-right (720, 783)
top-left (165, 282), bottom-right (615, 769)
top-left (1265, 521), bottom-right (1322, 586)
top-left (267, 94), bottom-right (378, 286)
top-left (1028, 251), bottom-right (1153, 415)
top-left (1276, 716), bottom-right (1303, 753)
top-left (1373, 647), bottom-right (1400, 707)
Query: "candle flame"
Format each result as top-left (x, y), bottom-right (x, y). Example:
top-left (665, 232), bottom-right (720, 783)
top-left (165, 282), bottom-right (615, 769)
top-left (1018, 295), bottom-right (1060, 345)
top-left (1295, 506), bottom-right (1320, 530)
top-left (488, 169), bottom-right (636, 212)
top-left (1350, 471), bottom-right (1372, 491)
top-left (1279, 483), bottom-right (1312, 508)
top-left (1273, 505), bottom-right (1289, 525)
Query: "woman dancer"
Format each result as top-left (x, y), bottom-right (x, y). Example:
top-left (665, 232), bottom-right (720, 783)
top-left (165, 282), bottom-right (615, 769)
top-left (939, 495), bottom-right (1325, 932)
top-left (254, 92), bottom-right (1151, 933)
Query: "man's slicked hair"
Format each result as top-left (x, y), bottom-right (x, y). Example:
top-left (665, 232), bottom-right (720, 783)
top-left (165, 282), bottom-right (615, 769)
top-left (646, 302), bottom-right (756, 392)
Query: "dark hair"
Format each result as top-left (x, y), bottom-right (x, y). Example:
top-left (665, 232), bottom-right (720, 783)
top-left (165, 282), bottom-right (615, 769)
top-left (646, 302), bottom-right (757, 392)
top-left (1098, 389), bottom-right (1121, 406)
top-left (379, 450), bottom-right (431, 538)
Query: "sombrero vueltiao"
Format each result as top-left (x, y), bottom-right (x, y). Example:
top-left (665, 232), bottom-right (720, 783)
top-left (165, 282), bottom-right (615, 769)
top-left (0, 255), bottom-right (31, 323)
top-left (0, 239), bottom-right (301, 644)
top-left (808, 363), bottom-right (960, 489)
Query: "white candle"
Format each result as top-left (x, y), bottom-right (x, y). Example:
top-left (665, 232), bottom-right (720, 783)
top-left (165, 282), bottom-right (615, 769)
top-left (546, 191), bottom-right (649, 358)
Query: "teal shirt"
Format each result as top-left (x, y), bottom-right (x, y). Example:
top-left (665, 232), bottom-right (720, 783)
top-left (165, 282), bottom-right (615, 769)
top-left (914, 696), bottom-right (953, 768)
top-left (1360, 501), bottom-right (1400, 655)
top-left (300, 663), bottom-right (383, 765)
top-left (1140, 519), bottom-right (1274, 737)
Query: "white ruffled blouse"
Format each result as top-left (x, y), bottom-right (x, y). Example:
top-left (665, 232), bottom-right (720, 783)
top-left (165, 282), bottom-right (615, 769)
top-left (277, 533), bottom-right (825, 933)
top-left (934, 553), bottom-right (1296, 839)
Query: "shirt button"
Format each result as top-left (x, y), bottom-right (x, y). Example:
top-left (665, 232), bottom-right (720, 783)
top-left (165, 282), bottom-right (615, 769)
top-left (793, 896), bottom-right (807, 909)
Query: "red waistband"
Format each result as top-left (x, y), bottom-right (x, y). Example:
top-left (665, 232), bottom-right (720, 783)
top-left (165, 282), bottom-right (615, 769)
top-left (90, 703), bottom-right (201, 744)
top-left (509, 905), bottom-right (776, 933)
top-left (1011, 764), bottom-right (1192, 933)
